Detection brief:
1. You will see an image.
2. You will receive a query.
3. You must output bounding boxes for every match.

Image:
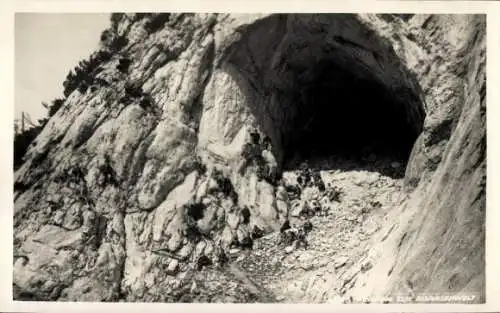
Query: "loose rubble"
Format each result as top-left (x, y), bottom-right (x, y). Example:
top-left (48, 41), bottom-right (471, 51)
top-left (230, 155), bottom-right (406, 302)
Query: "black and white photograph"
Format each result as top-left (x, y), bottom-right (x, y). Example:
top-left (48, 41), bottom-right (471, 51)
top-left (8, 4), bottom-right (489, 307)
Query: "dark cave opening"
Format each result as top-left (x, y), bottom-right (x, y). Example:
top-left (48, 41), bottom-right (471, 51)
top-left (283, 61), bottom-right (422, 172)
top-left (222, 13), bottom-right (426, 177)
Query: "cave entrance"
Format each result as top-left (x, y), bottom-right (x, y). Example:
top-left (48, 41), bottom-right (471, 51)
top-left (221, 14), bottom-right (426, 177)
top-left (284, 60), bottom-right (421, 170)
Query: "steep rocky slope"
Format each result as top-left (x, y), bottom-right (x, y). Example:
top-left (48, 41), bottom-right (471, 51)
top-left (13, 13), bottom-right (485, 302)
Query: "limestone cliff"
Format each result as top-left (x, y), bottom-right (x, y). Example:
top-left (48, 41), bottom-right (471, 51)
top-left (13, 13), bottom-right (485, 302)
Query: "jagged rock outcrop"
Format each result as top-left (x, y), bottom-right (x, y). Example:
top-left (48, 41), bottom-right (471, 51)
top-left (13, 13), bottom-right (485, 302)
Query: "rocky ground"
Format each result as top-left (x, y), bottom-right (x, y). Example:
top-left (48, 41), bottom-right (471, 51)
top-left (184, 154), bottom-right (408, 303)
top-left (13, 13), bottom-right (485, 302)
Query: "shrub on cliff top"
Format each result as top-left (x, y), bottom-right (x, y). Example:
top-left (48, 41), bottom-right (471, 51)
top-left (62, 50), bottom-right (113, 97)
top-left (48, 98), bottom-right (65, 117)
top-left (100, 28), bottom-right (129, 53)
top-left (110, 13), bottom-right (125, 31)
top-left (144, 14), bottom-right (171, 33)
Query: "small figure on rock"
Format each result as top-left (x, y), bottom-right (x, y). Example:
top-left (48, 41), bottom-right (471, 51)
top-left (302, 220), bottom-right (313, 233)
top-left (260, 136), bottom-right (278, 185)
top-left (280, 220), bottom-right (291, 233)
top-left (183, 214), bottom-right (203, 243)
top-left (251, 225), bottom-right (264, 239)
top-left (297, 163), bottom-right (313, 189)
top-left (238, 129), bottom-right (264, 175)
top-left (276, 180), bottom-right (291, 220)
top-left (277, 228), bottom-right (297, 247)
top-left (215, 243), bottom-right (229, 267)
top-left (309, 199), bottom-right (321, 214)
top-left (326, 184), bottom-right (343, 202)
top-left (239, 236), bottom-right (254, 250)
top-left (278, 221), bottom-right (311, 250)
top-left (311, 170), bottom-right (325, 191)
top-left (240, 206), bottom-right (251, 225)
top-left (285, 183), bottom-right (301, 200)
top-left (295, 227), bottom-right (308, 249)
top-left (290, 198), bottom-right (308, 218)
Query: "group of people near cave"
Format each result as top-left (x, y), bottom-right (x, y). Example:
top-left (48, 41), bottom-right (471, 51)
top-left (238, 129), bottom-right (279, 185)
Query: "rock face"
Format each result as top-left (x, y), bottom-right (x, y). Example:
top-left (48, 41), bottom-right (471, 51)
top-left (345, 14), bottom-right (486, 302)
top-left (13, 13), bottom-right (485, 302)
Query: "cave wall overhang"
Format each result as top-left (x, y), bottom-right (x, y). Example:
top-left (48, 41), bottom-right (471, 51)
top-left (200, 13), bottom-right (426, 169)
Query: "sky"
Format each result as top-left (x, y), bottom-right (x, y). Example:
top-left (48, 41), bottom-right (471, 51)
top-left (15, 13), bottom-right (111, 123)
